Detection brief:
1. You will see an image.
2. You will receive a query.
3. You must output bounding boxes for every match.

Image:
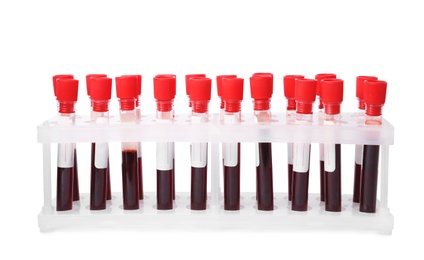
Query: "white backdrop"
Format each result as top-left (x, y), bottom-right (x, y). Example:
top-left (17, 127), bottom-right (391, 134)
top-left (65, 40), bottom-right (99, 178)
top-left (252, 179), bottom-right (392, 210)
top-left (1, 0), bottom-right (423, 259)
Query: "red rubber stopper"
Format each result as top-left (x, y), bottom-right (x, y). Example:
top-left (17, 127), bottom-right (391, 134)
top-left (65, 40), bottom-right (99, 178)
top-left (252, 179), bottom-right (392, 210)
top-left (53, 74), bottom-right (74, 96)
top-left (356, 76), bottom-right (378, 110)
top-left (122, 75), bottom-right (142, 106)
top-left (56, 78), bottom-right (79, 113)
top-left (284, 75), bottom-right (305, 99)
top-left (90, 77), bottom-right (112, 112)
top-left (216, 75), bottom-right (237, 97)
top-left (222, 77), bottom-right (244, 112)
top-left (250, 75), bottom-right (273, 111)
top-left (364, 80), bottom-right (387, 116)
top-left (155, 74), bottom-right (176, 98)
top-left (116, 76), bottom-right (137, 111)
top-left (185, 74), bottom-right (206, 96)
top-left (315, 73), bottom-right (336, 96)
top-left (321, 78), bottom-right (344, 115)
top-left (86, 74), bottom-right (107, 96)
top-left (189, 77), bottom-right (212, 113)
top-left (295, 79), bottom-right (317, 114)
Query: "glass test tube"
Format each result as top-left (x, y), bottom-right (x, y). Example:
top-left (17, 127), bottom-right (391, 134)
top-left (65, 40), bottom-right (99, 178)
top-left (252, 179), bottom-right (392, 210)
top-left (250, 74), bottom-right (274, 211)
top-left (116, 76), bottom-right (139, 210)
top-left (188, 77), bottom-right (211, 210)
top-left (291, 78), bottom-right (317, 211)
top-left (53, 77), bottom-right (79, 211)
top-left (283, 75), bottom-right (305, 201)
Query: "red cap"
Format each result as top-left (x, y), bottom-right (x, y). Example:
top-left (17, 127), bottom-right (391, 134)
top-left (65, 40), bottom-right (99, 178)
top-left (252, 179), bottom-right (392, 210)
top-left (56, 78), bottom-right (79, 114)
top-left (295, 78), bottom-right (317, 114)
top-left (189, 77), bottom-right (212, 101)
top-left (315, 73), bottom-right (337, 96)
top-left (154, 75), bottom-right (176, 101)
top-left (356, 75), bottom-right (378, 99)
top-left (53, 74), bottom-right (74, 96)
top-left (222, 77), bottom-right (244, 112)
top-left (217, 75), bottom-right (237, 97)
top-left (153, 74), bottom-right (177, 100)
top-left (321, 79), bottom-right (344, 115)
top-left (122, 75), bottom-right (142, 96)
top-left (284, 75), bottom-right (305, 99)
top-left (252, 72), bottom-right (274, 92)
top-left (250, 75), bottom-right (273, 99)
top-left (185, 74), bottom-right (206, 95)
top-left (90, 77), bottom-right (112, 100)
top-left (86, 74), bottom-right (107, 96)
top-left (116, 76), bottom-right (137, 99)
top-left (364, 80), bottom-right (387, 116)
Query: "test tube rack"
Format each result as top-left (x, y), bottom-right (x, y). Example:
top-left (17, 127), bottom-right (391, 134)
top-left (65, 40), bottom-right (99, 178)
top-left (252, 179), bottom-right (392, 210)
top-left (37, 112), bottom-right (394, 234)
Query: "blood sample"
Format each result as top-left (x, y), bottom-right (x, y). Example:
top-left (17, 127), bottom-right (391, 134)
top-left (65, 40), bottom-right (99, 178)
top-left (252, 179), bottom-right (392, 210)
top-left (250, 74), bottom-right (274, 211)
top-left (154, 75), bottom-right (177, 210)
top-left (315, 73), bottom-right (337, 202)
top-left (283, 75), bottom-right (305, 201)
top-left (53, 75), bottom-right (80, 202)
top-left (54, 77), bottom-right (79, 211)
top-left (86, 74), bottom-right (112, 201)
top-left (291, 78), bottom-right (317, 211)
top-left (353, 75), bottom-right (378, 203)
top-left (88, 77), bottom-right (112, 210)
top-left (360, 79), bottom-right (387, 213)
top-left (216, 75), bottom-right (237, 121)
top-left (116, 76), bottom-right (139, 210)
top-left (122, 75), bottom-right (144, 200)
top-left (321, 78), bottom-right (344, 212)
top-left (188, 77), bottom-right (212, 210)
top-left (221, 77), bottom-right (244, 210)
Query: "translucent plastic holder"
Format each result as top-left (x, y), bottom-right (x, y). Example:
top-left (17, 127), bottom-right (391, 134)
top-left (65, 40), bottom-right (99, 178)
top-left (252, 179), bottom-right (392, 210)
top-left (37, 112), bottom-right (394, 234)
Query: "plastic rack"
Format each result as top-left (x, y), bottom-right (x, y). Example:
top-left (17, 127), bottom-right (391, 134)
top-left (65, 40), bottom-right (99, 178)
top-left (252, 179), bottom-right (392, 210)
top-left (37, 112), bottom-right (394, 234)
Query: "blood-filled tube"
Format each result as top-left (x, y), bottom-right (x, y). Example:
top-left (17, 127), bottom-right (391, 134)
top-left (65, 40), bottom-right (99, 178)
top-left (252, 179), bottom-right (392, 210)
top-left (321, 78), bottom-right (344, 212)
top-left (53, 75), bottom-right (80, 202)
top-left (88, 77), bottom-right (112, 210)
top-left (353, 76), bottom-right (378, 203)
top-left (315, 73), bottom-right (337, 202)
top-left (54, 77), bottom-right (79, 211)
top-left (283, 75), bottom-right (305, 201)
top-left (188, 77), bottom-right (212, 210)
top-left (86, 74), bottom-right (111, 201)
top-left (291, 78), bottom-right (317, 211)
top-left (122, 75), bottom-right (143, 200)
top-left (154, 75), bottom-right (176, 210)
top-left (250, 74), bottom-right (274, 211)
top-left (360, 79), bottom-right (387, 213)
top-left (116, 76), bottom-right (139, 210)
top-left (221, 77), bottom-right (244, 210)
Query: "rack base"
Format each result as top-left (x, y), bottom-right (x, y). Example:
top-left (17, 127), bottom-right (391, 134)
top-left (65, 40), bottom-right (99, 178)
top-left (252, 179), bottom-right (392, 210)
top-left (38, 192), bottom-right (393, 234)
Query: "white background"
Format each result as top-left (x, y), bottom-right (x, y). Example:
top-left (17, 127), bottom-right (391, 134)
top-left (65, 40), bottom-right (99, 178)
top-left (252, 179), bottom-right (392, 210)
top-left (1, 0), bottom-right (423, 259)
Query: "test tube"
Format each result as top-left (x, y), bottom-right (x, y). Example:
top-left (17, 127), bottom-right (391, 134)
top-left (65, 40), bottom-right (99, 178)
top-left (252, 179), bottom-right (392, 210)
top-left (315, 73), bottom-right (337, 202)
top-left (283, 75), bottom-right (305, 201)
top-left (221, 77), bottom-right (244, 210)
top-left (122, 75), bottom-right (143, 200)
top-left (86, 74), bottom-right (111, 201)
top-left (54, 77), bottom-right (79, 211)
top-left (360, 79), bottom-right (387, 213)
top-left (188, 77), bottom-right (212, 210)
top-left (154, 75), bottom-right (176, 210)
top-left (353, 76), bottom-right (378, 203)
top-left (292, 78), bottom-right (317, 211)
top-left (250, 74), bottom-right (274, 211)
top-left (89, 77), bottom-right (112, 210)
top-left (53, 75), bottom-right (80, 202)
top-left (116, 76), bottom-right (139, 210)
top-left (321, 78), bottom-right (344, 212)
